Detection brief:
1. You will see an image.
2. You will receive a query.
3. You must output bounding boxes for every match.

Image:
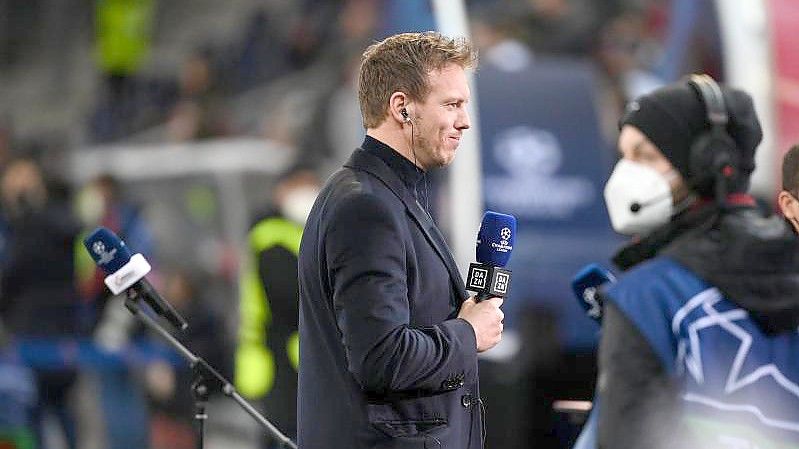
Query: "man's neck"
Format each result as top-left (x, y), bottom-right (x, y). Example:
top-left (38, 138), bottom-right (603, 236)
top-left (366, 128), bottom-right (424, 170)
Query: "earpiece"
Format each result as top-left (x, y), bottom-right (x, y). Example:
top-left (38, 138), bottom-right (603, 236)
top-left (401, 108), bottom-right (410, 122)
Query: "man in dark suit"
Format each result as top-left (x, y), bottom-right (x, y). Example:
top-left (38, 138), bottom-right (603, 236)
top-left (297, 32), bottom-right (505, 448)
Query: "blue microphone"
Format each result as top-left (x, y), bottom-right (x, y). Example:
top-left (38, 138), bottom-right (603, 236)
top-left (571, 263), bottom-right (616, 322)
top-left (466, 211), bottom-right (516, 301)
top-left (84, 227), bottom-right (188, 331)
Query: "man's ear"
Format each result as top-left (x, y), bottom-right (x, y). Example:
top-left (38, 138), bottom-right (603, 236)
top-left (389, 92), bottom-right (410, 124)
top-left (778, 190), bottom-right (796, 219)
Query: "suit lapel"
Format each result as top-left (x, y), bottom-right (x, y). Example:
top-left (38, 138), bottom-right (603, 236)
top-left (345, 149), bottom-right (468, 301)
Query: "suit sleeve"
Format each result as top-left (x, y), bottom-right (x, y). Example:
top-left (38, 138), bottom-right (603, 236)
top-left (325, 192), bottom-right (477, 396)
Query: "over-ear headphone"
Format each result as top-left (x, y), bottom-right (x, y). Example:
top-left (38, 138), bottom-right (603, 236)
top-left (686, 74), bottom-right (738, 201)
top-left (401, 108), bottom-right (410, 122)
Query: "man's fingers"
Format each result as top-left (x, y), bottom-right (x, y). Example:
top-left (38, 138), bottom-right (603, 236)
top-left (487, 297), bottom-right (504, 308)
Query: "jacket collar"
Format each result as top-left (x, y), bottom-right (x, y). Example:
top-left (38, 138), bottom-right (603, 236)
top-left (361, 135), bottom-right (424, 193)
top-left (663, 207), bottom-right (799, 335)
top-left (344, 147), bottom-right (468, 302)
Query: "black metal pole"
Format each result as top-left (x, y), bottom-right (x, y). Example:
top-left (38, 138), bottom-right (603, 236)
top-left (193, 376), bottom-right (209, 449)
top-left (124, 290), bottom-right (297, 449)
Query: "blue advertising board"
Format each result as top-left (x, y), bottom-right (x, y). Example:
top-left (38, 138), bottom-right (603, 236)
top-left (477, 56), bottom-right (623, 350)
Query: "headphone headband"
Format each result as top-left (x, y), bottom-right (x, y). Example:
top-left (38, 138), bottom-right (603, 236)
top-left (687, 74), bottom-right (728, 128)
top-left (686, 74), bottom-right (738, 203)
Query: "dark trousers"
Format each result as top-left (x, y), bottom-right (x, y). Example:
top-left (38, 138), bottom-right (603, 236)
top-left (31, 368), bottom-right (77, 449)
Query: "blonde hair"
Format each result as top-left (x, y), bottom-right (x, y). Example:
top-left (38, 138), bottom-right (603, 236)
top-left (358, 32), bottom-right (477, 129)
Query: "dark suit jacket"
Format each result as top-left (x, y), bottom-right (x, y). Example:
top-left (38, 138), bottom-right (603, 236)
top-left (297, 143), bottom-right (482, 448)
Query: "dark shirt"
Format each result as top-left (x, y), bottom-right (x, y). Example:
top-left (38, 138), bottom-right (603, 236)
top-left (1, 202), bottom-right (82, 337)
top-left (362, 135), bottom-right (430, 213)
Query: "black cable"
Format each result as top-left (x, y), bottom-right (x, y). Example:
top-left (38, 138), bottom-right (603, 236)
top-left (408, 117), bottom-right (431, 213)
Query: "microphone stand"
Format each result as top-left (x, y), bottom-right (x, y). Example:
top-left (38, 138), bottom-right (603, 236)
top-left (124, 289), bottom-right (297, 449)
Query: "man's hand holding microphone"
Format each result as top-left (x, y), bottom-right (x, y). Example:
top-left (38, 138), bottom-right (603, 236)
top-left (459, 296), bottom-right (504, 352)
top-left (460, 211), bottom-right (515, 352)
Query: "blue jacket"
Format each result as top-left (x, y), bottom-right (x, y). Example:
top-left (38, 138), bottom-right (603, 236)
top-left (605, 257), bottom-right (799, 447)
top-left (586, 208), bottom-right (799, 449)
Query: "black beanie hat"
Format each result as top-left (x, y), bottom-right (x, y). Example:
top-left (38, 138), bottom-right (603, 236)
top-left (620, 80), bottom-right (763, 193)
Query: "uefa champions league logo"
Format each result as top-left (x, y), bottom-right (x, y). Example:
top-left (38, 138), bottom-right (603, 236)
top-left (92, 240), bottom-right (117, 265)
top-left (486, 125), bottom-right (595, 219)
top-left (500, 227), bottom-right (512, 243)
top-left (92, 241), bottom-right (105, 255)
top-left (492, 227), bottom-right (513, 253)
top-left (625, 100), bottom-right (640, 114)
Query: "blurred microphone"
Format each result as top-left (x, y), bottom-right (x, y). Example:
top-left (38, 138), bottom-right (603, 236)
top-left (570, 263), bottom-right (616, 322)
top-left (466, 211), bottom-right (516, 301)
top-left (84, 227), bottom-right (188, 332)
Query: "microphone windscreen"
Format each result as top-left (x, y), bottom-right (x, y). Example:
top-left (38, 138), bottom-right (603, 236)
top-left (476, 211), bottom-right (516, 267)
top-left (83, 227), bottom-right (133, 275)
top-left (571, 263), bottom-right (616, 319)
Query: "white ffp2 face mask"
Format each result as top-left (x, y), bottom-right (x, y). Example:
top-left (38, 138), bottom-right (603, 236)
top-left (604, 159), bottom-right (674, 236)
top-left (280, 186), bottom-right (320, 225)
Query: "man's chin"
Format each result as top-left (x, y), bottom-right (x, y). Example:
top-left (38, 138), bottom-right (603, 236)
top-left (435, 149), bottom-right (457, 167)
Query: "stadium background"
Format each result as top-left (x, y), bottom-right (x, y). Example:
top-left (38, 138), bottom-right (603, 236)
top-left (0, 0), bottom-right (797, 448)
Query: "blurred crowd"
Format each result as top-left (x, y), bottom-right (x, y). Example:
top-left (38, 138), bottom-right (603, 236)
top-left (0, 0), bottom-right (726, 448)
top-left (0, 0), bottom-right (721, 169)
